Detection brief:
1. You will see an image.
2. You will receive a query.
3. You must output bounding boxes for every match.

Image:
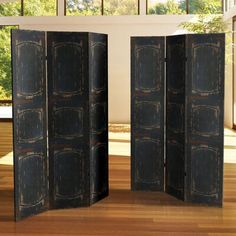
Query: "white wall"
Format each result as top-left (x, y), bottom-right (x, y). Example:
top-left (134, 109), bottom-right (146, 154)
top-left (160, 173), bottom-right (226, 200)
top-left (0, 15), bottom-right (193, 123)
top-left (1, 15), bottom-right (232, 126)
top-left (224, 10), bottom-right (235, 128)
top-left (224, 19), bottom-right (234, 128)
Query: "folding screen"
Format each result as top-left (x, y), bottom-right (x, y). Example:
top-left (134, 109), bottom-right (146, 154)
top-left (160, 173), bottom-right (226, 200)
top-left (12, 30), bottom-right (108, 220)
top-left (131, 37), bottom-right (165, 191)
top-left (12, 30), bottom-right (49, 221)
top-left (166, 35), bottom-right (186, 200)
top-left (131, 33), bottom-right (225, 206)
top-left (166, 34), bottom-right (225, 206)
top-left (47, 32), bottom-right (108, 208)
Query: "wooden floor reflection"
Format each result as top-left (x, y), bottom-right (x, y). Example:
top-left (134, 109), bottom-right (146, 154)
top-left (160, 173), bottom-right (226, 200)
top-left (0, 156), bottom-right (236, 235)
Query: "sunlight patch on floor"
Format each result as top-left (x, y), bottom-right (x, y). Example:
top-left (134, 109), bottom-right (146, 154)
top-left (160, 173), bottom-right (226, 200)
top-left (1, 127), bottom-right (236, 165)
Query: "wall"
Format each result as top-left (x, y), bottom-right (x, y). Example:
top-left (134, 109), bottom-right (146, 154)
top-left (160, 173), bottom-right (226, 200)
top-left (224, 19), bottom-right (233, 128)
top-left (1, 15), bottom-right (232, 126)
top-left (224, 11), bottom-right (235, 128)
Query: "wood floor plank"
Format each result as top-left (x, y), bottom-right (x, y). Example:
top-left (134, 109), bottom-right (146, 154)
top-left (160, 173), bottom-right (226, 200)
top-left (0, 122), bottom-right (236, 235)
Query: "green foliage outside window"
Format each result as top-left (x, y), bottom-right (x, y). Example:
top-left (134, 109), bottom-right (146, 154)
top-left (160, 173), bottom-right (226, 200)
top-left (24, 0), bottom-right (57, 16)
top-left (66, 0), bottom-right (138, 16)
top-left (0, 26), bottom-right (18, 100)
top-left (148, 0), bottom-right (185, 15)
top-left (66, 0), bottom-right (101, 15)
top-left (188, 0), bottom-right (222, 14)
top-left (0, 1), bottom-right (21, 16)
top-left (103, 0), bottom-right (138, 15)
top-left (0, 0), bottom-right (56, 16)
top-left (180, 15), bottom-right (227, 33)
top-left (148, 0), bottom-right (222, 15)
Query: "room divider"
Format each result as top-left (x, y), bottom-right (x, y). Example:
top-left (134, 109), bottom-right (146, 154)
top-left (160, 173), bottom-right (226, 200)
top-left (12, 30), bottom-right (224, 221)
top-left (12, 30), bottom-right (108, 221)
top-left (131, 34), bottom-right (225, 206)
top-left (131, 37), bottom-right (165, 191)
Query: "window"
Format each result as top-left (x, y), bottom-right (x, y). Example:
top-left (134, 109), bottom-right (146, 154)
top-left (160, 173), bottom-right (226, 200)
top-left (66, 0), bottom-right (102, 15)
top-left (148, 0), bottom-right (186, 15)
top-left (148, 0), bottom-right (222, 14)
top-left (103, 0), bottom-right (139, 15)
top-left (23, 0), bottom-right (57, 16)
top-left (188, 0), bottom-right (222, 14)
top-left (0, 0), bottom-right (21, 16)
top-left (0, 25), bottom-right (18, 102)
top-left (66, 0), bottom-right (139, 15)
top-left (0, 25), bottom-right (17, 120)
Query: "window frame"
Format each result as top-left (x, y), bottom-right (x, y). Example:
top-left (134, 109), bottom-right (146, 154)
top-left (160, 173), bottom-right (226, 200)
top-left (0, 24), bottom-right (19, 122)
top-left (146, 0), bottom-right (223, 15)
top-left (65, 0), bottom-right (140, 16)
top-left (22, 0), bottom-right (58, 16)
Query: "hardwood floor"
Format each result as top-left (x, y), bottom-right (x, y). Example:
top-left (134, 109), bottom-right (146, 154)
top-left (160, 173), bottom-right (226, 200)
top-left (0, 122), bottom-right (236, 235)
top-left (0, 122), bottom-right (12, 158)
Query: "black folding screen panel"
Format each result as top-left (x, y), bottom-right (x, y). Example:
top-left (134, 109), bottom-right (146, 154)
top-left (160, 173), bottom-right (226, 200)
top-left (166, 34), bottom-right (225, 206)
top-left (12, 31), bottom-right (224, 221)
top-left (12, 30), bottom-right (49, 221)
top-left (131, 34), bottom-right (225, 206)
top-left (12, 30), bottom-right (108, 220)
top-left (47, 32), bottom-right (89, 209)
top-left (47, 32), bottom-right (108, 208)
top-left (166, 35), bottom-right (186, 200)
top-left (184, 34), bottom-right (224, 205)
top-left (88, 33), bottom-right (108, 204)
top-left (131, 37), bottom-right (165, 191)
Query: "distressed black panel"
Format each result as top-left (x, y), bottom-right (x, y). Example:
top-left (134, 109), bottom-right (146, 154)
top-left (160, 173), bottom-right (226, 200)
top-left (190, 145), bottom-right (220, 197)
top-left (166, 34), bottom-right (224, 205)
top-left (16, 109), bottom-right (44, 143)
top-left (166, 35), bottom-right (186, 199)
top-left (167, 103), bottom-right (184, 133)
top-left (134, 101), bottom-right (161, 129)
top-left (91, 103), bottom-right (106, 133)
top-left (166, 141), bottom-right (184, 196)
top-left (54, 107), bottom-right (84, 138)
top-left (134, 138), bottom-right (162, 190)
top-left (54, 149), bottom-right (84, 199)
top-left (16, 42), bottom-right (43, 97)
top-left (192, 44), bottom-right (221, 95)
top-left (91, 41), bottom-right (106, 93)
top-left (19, 154), bottom-right (46, 205)
top-left (89, 33), bottom-right (108, 204)
top-left (186, 34), bottom-right (225, 206)
top-left (47, 32), bottom-right (89, 208)
top-left (53, 43), bottom-right (83, 95)
top-left (135, 46), bottom-right (162, 92)
top-left (90, 144), bottom-right (107, 201)
top-left (191, 105), bottom-right (220, 136)
top-left (12, 29), bottom-right (48, 221)
top-left (48, 32), bottom-right (108, 208)
top-left (131, 37), bottom-right (164, 191)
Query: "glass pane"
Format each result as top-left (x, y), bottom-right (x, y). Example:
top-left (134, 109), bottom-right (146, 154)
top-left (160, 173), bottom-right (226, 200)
top-left (0, 26), bottom-right (18, 100)
top-left (24, 0), bottom-right (57, 16)
top-left (189, 0), bottom-right (222, 14)
top-left (104, 0), bottom-right (138, 15)
top-left (66, 0), bottom-right (102, 16)
top-left (0, 0), bottom-right (21, 16)
top-left (148, 0), bottom-right (186, 15)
